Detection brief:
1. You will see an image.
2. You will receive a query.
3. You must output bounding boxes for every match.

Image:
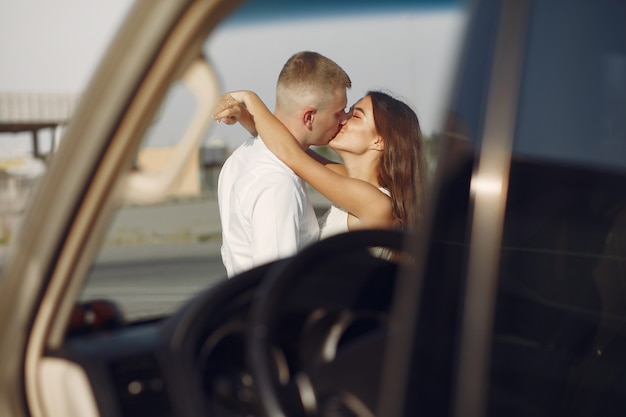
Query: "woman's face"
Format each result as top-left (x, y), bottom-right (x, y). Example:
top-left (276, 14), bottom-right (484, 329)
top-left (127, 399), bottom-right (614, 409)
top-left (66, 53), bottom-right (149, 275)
top-left (328, 95), bottom-right (380, 155)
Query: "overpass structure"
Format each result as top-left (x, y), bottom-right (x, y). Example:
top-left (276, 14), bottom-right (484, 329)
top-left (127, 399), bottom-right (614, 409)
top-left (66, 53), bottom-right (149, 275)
top-left (0, 92), bottom-right (79, 158)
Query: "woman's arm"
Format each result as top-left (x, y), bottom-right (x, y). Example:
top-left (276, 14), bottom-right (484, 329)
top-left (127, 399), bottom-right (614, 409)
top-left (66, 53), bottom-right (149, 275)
top-left (306, 149), bottom-right (347, 176)
top-left (214, 95), bottom-right (258, 136)
top-left (215, 91), bottom-right (392, 228)
top-left (214, 93), bottom-right (345, 175)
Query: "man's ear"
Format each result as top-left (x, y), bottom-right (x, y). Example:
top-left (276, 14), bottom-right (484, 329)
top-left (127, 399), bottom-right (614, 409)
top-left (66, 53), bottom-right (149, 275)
top-left (303, 109), bottom-right (315, 130)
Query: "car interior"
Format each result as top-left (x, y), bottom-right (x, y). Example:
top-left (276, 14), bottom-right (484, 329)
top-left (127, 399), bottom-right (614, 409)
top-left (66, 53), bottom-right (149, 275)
top-left (1, 0), bottom-right (625, 417)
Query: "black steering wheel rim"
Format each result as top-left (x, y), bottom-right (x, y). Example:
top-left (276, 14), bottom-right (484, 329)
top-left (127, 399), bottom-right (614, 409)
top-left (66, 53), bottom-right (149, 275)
top-left (248, 229), bottom-right (407, 417)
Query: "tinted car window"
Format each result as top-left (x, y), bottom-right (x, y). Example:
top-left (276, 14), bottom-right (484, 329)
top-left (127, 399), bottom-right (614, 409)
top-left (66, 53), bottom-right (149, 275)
top-left (476, 0), bottom-right (623, 415)
top-left (489, 1), bottom-right (626, 414)
top-left (514, 0), bottom-right (626, 171)
top-left (491, 161), bottom-right (626, 416)
top-left (390, 0), bottom-right (626, 416)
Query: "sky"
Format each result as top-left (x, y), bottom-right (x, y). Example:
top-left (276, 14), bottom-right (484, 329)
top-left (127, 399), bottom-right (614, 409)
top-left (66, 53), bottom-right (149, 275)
top-left (0, 0), bottom-right (466, 159)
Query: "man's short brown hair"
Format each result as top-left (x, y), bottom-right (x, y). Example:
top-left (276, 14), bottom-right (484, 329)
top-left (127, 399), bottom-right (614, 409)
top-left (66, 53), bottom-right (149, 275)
top-left (276, 51), bottom-right (351, 112)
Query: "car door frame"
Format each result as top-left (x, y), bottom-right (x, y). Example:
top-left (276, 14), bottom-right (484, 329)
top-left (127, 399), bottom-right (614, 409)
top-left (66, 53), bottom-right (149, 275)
top-left (0, 1), bottom-right (245, 417)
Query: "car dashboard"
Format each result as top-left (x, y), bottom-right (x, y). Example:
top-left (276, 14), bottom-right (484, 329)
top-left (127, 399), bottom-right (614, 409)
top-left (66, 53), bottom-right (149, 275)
top-left (60, 231), bottom-right (401, 417)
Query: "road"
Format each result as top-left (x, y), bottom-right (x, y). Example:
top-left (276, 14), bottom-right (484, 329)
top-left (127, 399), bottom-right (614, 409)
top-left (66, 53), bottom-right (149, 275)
top-left (83, 196), bottom-right (227, 321)
top-left (82, 240), bottom-right (227, 321)
top-left (56, 195), bottom-right (329, 322)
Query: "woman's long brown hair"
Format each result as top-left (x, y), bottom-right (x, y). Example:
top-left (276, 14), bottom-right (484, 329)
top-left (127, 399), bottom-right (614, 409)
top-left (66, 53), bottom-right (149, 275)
top-left (369, 90), bottom-right (427, 231)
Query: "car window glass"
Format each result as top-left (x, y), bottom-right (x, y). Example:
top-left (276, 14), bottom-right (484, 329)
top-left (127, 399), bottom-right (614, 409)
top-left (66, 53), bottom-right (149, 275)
top-left (514, 0), bottom-right (626, 171)
top-left (397, 1), bottom-right (626, 415)
top-left (71, 0), bottom-right (466, 323)
top-left (487, 1), bottom-right (626, 415)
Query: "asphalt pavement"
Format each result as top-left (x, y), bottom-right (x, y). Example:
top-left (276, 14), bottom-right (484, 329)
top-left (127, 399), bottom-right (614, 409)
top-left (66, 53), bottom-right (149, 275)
top-left (0, 191), bottom-right (329, 266)
top-left (96, 197), bottom-right (223, 263)
top-left (95, 191), bottom-right (330, 264)
top-left (88, 192), bottom-right (330, 320)
top-left (0, 193), bottom-right (332, 320)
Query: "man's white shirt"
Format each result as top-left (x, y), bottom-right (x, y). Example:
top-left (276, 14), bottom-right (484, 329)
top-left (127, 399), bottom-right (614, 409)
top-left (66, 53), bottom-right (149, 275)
top-left (217, 137), bottom-right (319, 277)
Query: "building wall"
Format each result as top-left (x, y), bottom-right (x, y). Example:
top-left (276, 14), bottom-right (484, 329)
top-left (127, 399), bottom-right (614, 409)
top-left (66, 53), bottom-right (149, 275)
top-left (137, 147), bottom-right (200, 198)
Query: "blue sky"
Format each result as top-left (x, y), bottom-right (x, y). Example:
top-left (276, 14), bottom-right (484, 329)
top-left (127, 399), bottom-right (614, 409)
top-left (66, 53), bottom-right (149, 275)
top-left (228, 0), bottom-right (460, 22)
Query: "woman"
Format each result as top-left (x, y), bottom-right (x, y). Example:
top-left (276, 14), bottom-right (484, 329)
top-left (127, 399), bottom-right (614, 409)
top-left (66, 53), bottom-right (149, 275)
top-left (214, 90), bottom-right (427, 238)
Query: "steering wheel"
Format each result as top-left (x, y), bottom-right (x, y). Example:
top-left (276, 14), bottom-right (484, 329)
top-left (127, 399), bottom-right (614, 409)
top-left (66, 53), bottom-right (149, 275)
top-left (247, 229), bottom-right (408, 417)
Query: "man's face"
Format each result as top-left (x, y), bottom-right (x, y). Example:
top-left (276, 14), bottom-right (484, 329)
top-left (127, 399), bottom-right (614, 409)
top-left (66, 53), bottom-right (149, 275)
top-left (310, 88), bottom-right (349, 147)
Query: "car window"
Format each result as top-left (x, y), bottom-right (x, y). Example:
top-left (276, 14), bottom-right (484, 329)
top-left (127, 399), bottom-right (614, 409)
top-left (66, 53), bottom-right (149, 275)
top-left (2, 0), bottom-right (467, 323)
top-left (402, 0), bottom-right (626, 415)
top-left (386, 1), bottom-right (626, 416)
top-left (488, 1), bottom-right (626, 415)
top-left (513, 0), bottom-right (626, 171)
top-left (489, 159), bottom-right (626, 417)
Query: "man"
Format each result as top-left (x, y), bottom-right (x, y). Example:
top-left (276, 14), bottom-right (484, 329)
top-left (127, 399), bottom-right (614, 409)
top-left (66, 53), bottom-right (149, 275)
top-left (217, 51), bottom-right (351, 277)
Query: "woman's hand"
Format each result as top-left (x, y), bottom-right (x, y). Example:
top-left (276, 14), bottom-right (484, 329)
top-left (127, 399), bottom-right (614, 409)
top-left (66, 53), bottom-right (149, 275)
top-left (213, 92), bottom-right (258, 136)
top-left (213, 93), bottom-right (244, 125)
